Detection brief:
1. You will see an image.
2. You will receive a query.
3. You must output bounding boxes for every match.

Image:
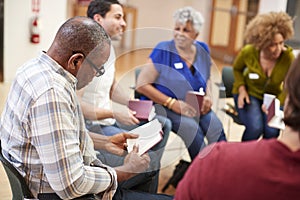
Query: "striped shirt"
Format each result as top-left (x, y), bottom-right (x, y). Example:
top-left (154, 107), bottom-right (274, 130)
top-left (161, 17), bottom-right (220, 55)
top-left (0, 52), bottom-right (117, 199)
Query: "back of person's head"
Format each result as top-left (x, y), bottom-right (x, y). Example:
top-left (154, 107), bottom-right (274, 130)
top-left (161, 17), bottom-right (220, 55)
top-left (51, 16), bottom-right (110, 59)
top-left (87, 0), bottom-right (121, 19)
top-left (173, 6), bottom-right (204, 33)
top-left (283, 54), bottom-right (300, 134)
top-left (244, 11), bottom-right (294, 50)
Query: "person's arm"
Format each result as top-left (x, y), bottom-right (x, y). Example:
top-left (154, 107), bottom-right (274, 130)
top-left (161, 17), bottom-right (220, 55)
top-left (109, 78), bottom-right (140, 125)
top-left (232, 47), bottom-right (250, 108)
top-left (110, 78), bottom-right (131, 105)
top-left (77, 81), bottom-right (139, 125)
top-left (136, 60), bottom-right (168, 105)
top-left (137, 59), bottom-right (196, 117)
top-left (76, 87), bottom-right (114, 121)
top-left (89, 131), bottom-right (139, 156)
top-left (201, 78), bottom-right (213, 115)
top-left (114, 145), bottom-right (150, 182)
top-left (30, 89), bottom-right (116, 199)
top-left (232, 48), bottom-right (247, 90)
top-left (89, 131), bottom-right (151, 182)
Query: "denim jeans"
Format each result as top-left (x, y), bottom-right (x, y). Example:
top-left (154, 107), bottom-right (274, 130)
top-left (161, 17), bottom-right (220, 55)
top-left (86, 115), bottom-right (171, 171)
top-left (154, 104), bottom-right (226, 160)
top-left (85, 115), bottom-right (172, 195)
top-left (112, 188), bottom-right (173, 200)
top-left (233, 94), bottom-right (280, 141)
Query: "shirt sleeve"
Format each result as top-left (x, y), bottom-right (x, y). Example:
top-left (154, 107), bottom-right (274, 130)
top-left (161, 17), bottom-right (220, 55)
top-left (29, 88), bottom-right (117, 199)
top-left (232, 47), bottom-right (247, 93)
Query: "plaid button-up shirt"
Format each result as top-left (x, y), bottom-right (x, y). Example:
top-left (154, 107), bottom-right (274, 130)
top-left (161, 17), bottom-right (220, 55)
top-left (0, 52), bottom-right (117, 199)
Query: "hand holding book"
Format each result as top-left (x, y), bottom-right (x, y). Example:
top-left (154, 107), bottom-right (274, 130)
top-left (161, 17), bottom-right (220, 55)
top-left (128, 100), bottom-right (156, 121)
top-left (126, 119), bottom-right (163, 156)
top-left (185, 88), bottom-right (205, 116)
top-left (263, 93), bottom-right (285, 130)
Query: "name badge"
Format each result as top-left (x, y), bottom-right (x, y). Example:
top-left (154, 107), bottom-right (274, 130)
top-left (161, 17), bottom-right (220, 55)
top-left (174, 62), bottom-right (183, 69)
top-left (249, 73), bottom-right (259, 79)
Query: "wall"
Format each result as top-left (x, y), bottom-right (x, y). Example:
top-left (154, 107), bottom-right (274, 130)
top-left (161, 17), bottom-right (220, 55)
top-left (259, 0), bottom-right (287, 13)
top-left (2, 0), bottom-right (288, 82)
top-left (4, 0), bottom-right (68, 82)
top-left (125, 0), bottom-right (211, 49)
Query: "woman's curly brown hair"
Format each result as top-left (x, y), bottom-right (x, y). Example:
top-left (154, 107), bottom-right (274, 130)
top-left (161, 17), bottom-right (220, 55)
top-left (244, 11), bottom-right (294, 50)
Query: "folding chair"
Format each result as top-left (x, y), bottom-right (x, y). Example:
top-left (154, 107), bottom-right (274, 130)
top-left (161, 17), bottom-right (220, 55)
top-left (0, 141), bottom-right (35, 200)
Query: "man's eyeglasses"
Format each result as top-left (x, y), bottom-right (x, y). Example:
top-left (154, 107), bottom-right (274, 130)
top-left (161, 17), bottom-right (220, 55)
top-left (85, 57), bottom-right (105, 77)
top-left (72, 51), bottom-right (105, 77)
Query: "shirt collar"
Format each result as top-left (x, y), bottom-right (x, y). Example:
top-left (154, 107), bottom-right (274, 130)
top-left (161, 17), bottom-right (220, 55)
top-left (39, 51), bottom-right (77, 89)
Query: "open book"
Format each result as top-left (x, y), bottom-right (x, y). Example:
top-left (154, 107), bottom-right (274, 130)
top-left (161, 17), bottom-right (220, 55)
top-left (126, 119), bottom-right (163, 156)
top-left (185, 89), bottom-right (205, 116)
top-left (128, 99), bottom-right (156, 121)
top-left (263, 93), bottom-right (285, 130)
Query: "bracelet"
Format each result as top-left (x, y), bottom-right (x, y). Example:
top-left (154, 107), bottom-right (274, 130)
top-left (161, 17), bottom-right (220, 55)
top-left (168, 98), bottom-right (176, 109)
top-left (163, 97), bottom-right (172, 107)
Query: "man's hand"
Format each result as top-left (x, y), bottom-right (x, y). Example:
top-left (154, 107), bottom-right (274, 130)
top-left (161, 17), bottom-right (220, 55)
top-left (114, 108), bottom-right (140, 126)
top-left (114, 145), bottom-right (150, 182)
top-left (105, 132), bottom-right (139, 156)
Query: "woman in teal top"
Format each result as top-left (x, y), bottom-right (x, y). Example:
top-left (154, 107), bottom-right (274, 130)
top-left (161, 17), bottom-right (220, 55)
top-left (232, 11), bottom-right (295, 141)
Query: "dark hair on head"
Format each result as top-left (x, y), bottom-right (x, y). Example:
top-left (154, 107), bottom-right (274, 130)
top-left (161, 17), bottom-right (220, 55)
top-left (54, 16), bottom-right (111, 58)
top-left (87, 0), bottom-right (121, 19)
top-left (283, 53), bottom-right (300, 135)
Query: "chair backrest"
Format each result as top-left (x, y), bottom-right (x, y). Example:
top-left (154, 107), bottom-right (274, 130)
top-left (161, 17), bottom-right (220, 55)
top-left (0, 141), bottom-right (35, 200)
top-left (221, 66), bottom-right (235, 98)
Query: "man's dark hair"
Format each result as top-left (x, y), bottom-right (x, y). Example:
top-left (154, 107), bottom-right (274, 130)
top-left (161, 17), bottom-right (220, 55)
top-left (87, 0), bottom-right (121, 19)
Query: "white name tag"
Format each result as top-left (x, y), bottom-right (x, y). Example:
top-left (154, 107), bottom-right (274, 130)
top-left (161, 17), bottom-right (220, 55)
top-left (174, 62), bottom-right (183, 69)
top-left (249, 73), bottom-right (259, 79)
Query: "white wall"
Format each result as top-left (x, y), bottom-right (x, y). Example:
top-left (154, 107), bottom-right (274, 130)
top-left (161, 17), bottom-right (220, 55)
top-left (258, 0), bottom-right (287, 13)
top-left (2, 0), bottom-right (288, 82)
top-left (4, 0), bottom-right (68, 82)
top-left (125, 0), bottom-right (212, 49)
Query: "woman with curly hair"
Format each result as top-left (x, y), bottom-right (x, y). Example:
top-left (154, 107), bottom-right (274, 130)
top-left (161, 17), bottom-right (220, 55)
top-left (232, 11), bottom-right (295, 141)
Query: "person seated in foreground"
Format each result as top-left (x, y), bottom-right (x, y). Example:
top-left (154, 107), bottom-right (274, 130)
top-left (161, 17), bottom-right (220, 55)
top-left (175, 54), bottom-right (300, 200)
top-left (0, 16), bottom-right (172, 200)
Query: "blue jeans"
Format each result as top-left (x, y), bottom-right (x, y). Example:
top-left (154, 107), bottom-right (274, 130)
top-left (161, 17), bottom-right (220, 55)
top-left (233, 94), bottom-right (280, 141)
top-left (154, 104), bottom-right (226, 160)
top-left (85, 115), bottom-right (171, 194)
top-left (86, 115), bottom-right (171, 171)
top-left (112, 188), bottom-right (172, 200)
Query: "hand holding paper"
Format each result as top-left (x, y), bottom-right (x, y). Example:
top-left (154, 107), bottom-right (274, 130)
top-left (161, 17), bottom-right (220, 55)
top-left (263, 93), bottom-right (285, 130)
top-left (126, 119), bottom-right (163, 156)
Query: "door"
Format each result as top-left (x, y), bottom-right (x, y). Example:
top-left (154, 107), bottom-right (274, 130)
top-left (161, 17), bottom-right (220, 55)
top-left (209, 0), bottom-right (259, 63)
